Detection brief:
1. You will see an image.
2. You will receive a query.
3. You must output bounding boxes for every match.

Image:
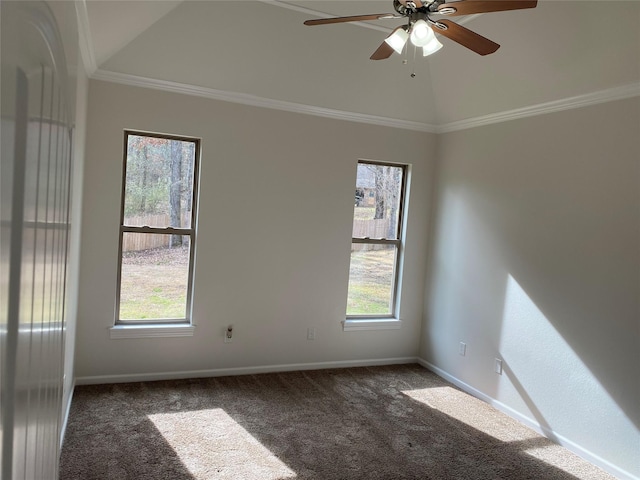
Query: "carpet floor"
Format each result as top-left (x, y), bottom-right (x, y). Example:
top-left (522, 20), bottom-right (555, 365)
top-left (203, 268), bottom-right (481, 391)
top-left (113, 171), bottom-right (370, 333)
top-left (60, 364), bottom-right (614, 479)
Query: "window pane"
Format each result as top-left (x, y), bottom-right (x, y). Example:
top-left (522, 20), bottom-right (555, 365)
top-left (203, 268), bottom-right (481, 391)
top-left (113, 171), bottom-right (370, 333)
top-left (346, 244), bottom-right (396, 316)
top-left (119, 233), bottom-right (190, 320)
top-left (124, 135), bottom-right (196, 228)
top-left (353, 163), bottom-right (403, 240)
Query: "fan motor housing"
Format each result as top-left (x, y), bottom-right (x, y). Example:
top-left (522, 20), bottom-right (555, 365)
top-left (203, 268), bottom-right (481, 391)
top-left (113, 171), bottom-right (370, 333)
top-left (393, 0), bottom-right (410, 16)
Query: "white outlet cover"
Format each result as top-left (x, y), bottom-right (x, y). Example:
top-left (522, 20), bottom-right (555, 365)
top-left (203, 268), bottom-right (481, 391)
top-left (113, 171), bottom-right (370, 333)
top-left (494, 358), bottom-right (503, 374)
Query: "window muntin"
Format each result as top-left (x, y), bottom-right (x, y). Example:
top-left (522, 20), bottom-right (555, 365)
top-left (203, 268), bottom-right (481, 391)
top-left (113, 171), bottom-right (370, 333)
top-left (116, 131), bottom-right (200, 324)
top-left (347, 161), bottom-right (406, 318)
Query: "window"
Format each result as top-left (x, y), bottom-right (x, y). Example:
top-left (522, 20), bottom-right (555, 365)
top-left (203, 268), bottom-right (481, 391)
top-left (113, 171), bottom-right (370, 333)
top-left (115, 131), bottom-right (200, 324)
top-left (346, 161), bottom-right (406, 319)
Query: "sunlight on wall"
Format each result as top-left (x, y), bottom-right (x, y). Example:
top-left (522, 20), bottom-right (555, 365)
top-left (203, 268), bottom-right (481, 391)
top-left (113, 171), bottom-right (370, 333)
top-left (148, 409), bottom-right (296, 480)
top-left (499, 275), bottom-right (637, 473)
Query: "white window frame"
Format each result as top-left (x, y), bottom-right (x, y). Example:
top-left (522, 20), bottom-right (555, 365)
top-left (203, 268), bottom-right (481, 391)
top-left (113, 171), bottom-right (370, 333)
top-left (114, 130), bottom-right (200, 328)
top-left (344, 160), bottom-right (407, 330)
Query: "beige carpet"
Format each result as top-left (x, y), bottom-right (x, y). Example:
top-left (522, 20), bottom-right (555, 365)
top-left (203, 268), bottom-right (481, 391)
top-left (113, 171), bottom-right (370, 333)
top-left (60, 364), bottom-right (613, 479)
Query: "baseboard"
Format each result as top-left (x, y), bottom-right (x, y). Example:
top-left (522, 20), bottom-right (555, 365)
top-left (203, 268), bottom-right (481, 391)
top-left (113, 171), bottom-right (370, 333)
top-left (417, 358), bottom-right (638, 480)
top-left (59, 381), bottom-right (75, 449)
top-left (75, 356), bottom-right (419, 386)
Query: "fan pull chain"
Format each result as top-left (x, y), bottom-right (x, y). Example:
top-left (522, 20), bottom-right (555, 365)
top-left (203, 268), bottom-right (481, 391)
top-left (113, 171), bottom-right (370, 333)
top-left (410, 44), bottom-right (417, 78)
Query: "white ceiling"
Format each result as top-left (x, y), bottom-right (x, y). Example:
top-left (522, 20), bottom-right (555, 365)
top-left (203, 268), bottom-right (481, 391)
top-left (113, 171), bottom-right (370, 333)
top-left (84, 0), bottom-right (640, 128)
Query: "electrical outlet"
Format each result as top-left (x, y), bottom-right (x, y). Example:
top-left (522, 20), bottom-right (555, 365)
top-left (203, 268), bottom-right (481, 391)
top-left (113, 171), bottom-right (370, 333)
top-left (459, 342), bottom-right (466, 356)
top-left (494, 358), bottom-right (503, 375)
top-left (224, 325), bottom-right (233, 343)
top-left (307, 328), bottom-right (316, 340)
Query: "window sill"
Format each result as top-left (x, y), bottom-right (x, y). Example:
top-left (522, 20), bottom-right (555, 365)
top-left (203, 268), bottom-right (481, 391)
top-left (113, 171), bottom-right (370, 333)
top-left (342, 319), bottom-right (402, 332)
top-left (110, 324), bottom-right (195, 339)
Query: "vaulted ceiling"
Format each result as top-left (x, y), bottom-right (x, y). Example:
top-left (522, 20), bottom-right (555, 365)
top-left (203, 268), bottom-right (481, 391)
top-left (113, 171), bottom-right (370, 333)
top-left (82, 0), bottom-right (640, 130)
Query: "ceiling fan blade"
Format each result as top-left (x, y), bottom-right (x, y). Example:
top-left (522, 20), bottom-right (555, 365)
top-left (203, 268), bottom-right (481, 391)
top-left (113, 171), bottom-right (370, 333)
top-left (437, 0), bottom-right (537, 16)
top-left (304, 13), bottom-right (396, 26)
top-left (370, 41), bottom-right (395, 60)
top-left (432, 19), bottom-right (499, 55)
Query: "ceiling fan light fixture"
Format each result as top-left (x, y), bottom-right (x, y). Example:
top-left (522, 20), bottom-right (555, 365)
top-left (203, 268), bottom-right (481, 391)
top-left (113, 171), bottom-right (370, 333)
top-left (303, 0), bottom-right (538, 61)
top-left (410, 19), bottom-right (435, 47)
top-left (422, 36), bottom-right (443, 56)
top-left (384, 26), bottom-right (409, 54)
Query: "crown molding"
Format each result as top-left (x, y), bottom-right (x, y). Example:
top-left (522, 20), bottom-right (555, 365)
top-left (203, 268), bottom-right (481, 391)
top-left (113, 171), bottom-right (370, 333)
top-left (92, 70), bottom-right (639, 135)
top-left (75, 0), bottom-right (637, 134)
top-left (74, 0), bottom-right (97, 76)
top-left (91, 69), bottom-right (438, 133)
top-left (436, 82), bottom-right (640, 133)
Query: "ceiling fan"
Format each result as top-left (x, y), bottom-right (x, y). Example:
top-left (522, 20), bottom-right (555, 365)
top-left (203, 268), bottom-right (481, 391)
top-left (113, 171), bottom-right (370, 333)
top-left (304, 0), bottom-right (538, 59)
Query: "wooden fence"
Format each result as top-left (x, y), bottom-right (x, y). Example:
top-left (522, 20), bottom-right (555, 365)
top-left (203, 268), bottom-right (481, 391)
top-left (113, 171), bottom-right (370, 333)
top-left (353, 218), bottom-right (390, 238)
top-left (352, 218), bottom-right (392, 251)
top-left (122, 214), bottom-right (187, 252)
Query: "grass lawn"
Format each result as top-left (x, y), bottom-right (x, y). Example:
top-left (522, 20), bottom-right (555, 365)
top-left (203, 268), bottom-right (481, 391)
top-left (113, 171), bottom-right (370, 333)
top-left (119, 246), bottom-right (189, 320)
top-left (346, 247), bottom-right (395, 315)
top-left (348, 206), bottom-right (396, 315)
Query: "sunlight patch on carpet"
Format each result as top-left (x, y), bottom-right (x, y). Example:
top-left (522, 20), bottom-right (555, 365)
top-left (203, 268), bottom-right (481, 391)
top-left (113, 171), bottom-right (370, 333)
top-left (148, 409), bottom-right (296, 480)
top-left (524, 443), bottom-right (604, 479)
top-left (402, 386), bottom-right (540, 443)
top-left (403, 387), bottom-right (614, 478)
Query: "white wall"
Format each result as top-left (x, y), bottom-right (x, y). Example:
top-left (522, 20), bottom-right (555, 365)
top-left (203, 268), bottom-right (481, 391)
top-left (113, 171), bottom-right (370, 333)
top-left (423, 98), bottom-right (640, 478)
top-left (47, 0), bottom-right (90, 438)
top-left (74, 80), bottom-right (436, 380)
top-left (61, 37), bottom-right (88, 442)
